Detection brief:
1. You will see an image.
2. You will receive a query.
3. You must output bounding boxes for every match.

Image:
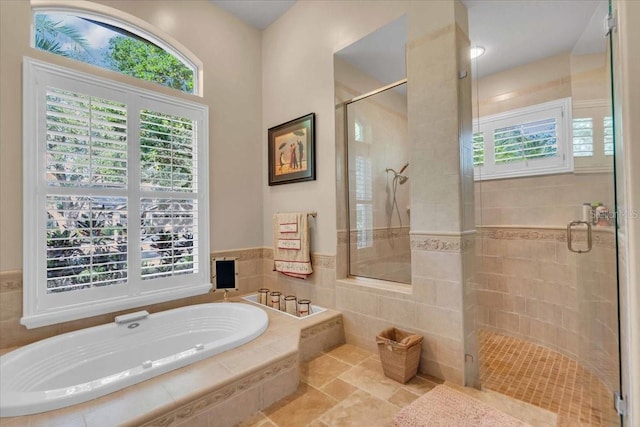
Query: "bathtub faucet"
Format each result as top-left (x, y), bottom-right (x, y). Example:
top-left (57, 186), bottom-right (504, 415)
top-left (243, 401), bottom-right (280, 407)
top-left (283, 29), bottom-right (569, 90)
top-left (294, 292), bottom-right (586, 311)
top-left (115, 310), bottom-right (149, 325)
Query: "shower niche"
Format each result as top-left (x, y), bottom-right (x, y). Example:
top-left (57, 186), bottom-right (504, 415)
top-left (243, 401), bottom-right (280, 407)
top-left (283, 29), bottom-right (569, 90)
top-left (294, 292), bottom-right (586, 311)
top-left (335, 16), bottom-right (411, 284)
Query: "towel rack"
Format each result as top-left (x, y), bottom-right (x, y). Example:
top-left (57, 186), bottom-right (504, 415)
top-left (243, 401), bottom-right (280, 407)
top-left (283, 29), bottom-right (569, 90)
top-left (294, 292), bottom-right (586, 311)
top-left (276, 211), bottom-right (316, 217)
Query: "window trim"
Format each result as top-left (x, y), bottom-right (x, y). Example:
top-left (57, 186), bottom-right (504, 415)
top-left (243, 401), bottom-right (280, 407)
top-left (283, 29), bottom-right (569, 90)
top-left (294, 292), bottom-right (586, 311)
top-left (22, 57), bottom-right (210, 329)
top-left (473, 97), bottom-right (573, 181)
top-left (572, 99), bottom-right (614, 174)
top-left (31, 4), bottom-right (203, 96)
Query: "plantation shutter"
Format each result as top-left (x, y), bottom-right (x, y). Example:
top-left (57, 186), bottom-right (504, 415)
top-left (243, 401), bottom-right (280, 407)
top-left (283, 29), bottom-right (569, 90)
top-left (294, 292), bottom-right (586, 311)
top-left (45, 88), bottom-right (129, 293)
top-left (23, 58), bottom-right (210, 328)
top-left (473, 98), bottom-right (572, 180)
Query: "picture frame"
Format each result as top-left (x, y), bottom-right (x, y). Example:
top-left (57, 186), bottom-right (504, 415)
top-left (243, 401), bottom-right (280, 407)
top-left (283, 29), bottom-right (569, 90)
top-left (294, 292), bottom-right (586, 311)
top-left (268, 113), bottom-right (316, 186)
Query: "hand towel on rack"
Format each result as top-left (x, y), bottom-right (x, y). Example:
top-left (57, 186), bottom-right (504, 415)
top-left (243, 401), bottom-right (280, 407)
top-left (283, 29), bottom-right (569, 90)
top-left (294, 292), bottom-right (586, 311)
top-left (273, 212), bottom-right (313, 279)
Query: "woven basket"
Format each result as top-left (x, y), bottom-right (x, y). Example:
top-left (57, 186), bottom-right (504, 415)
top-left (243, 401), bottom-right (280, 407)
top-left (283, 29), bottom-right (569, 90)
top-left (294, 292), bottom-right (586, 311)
top-left (376, 327), bottom-right (423, 384)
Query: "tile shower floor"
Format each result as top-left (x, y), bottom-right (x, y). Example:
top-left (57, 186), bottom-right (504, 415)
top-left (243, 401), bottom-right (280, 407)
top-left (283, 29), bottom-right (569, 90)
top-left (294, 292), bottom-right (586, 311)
top-left (479, 330), bottom-right (620, 426)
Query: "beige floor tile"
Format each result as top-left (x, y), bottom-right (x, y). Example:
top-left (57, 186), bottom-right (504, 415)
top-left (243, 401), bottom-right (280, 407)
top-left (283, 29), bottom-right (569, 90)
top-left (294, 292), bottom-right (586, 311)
top-left (320, 378), bottom-right (358, 401)
top-left (359, 356), bottom-right (384, 374)
top-left (301, 354), bottom-right (352, 388)
top-left (319, 389), bottom-right (399, 427)
top-left (339, 365), bottom-right (402, 401)
top-left (262, 383), bottom-right (337, 427)
top-left (401, 374), bottom-right (439, 395)
top-left (324, 344), bottom-right (374, 365)
top-left (387, 388), bottom-right (421, 408)
top-left (307, 421), bottom-right (330, 427)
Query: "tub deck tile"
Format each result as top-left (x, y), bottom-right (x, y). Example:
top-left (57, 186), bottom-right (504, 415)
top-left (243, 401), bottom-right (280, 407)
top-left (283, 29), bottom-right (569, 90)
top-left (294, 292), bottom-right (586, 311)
top-left (1, 299), bottom-right (343, 427)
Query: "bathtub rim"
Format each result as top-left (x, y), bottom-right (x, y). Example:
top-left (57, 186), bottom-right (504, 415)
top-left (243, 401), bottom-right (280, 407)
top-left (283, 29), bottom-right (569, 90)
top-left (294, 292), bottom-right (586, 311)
top-left (0, 302), bottom-right (268, 418)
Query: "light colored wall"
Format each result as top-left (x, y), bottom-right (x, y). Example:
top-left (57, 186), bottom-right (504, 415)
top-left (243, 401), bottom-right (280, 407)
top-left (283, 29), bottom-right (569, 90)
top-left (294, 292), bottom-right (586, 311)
top-left (261, 0), bottom-right (409, 254)
top-left (0, 0), bottom-right (264, 273)
top-left (472, 52), bottom-right (571, 118)
top-left (264, 0), bottom-right (477, 385)
top-left (473, 52), bottom-right (613, 228)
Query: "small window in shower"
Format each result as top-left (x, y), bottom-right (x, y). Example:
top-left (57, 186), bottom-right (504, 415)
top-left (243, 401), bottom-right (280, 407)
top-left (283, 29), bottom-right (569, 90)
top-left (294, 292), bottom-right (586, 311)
top-left (355, 120), bottom-right (364, 142)
top-left (355, 156), bottom-right (373, 249)
top-left (572, 117), bottom-right (594, 157)
top-left (604, 116), bottom-right (613, 155)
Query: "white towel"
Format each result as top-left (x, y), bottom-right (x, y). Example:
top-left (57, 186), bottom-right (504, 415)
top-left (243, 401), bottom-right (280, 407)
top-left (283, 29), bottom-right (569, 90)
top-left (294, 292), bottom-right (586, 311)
top-left (273, 212), bottom-right (313, 279)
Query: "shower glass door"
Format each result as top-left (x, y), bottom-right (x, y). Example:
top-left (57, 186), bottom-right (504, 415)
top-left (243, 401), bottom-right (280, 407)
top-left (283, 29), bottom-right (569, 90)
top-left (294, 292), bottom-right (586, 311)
top-left (470, 0), bottom-right (621, 424)
top-left (345, 81), bottom-right (411, 284)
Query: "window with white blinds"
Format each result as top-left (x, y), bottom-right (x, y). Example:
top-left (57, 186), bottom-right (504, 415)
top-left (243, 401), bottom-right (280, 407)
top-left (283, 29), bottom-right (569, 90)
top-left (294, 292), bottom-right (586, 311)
top-left (355, 156), bottom-right (373, 249)
top-left (604, 116), bottom-right (614, 156)
top-left (473, 98), bottom-right (573, 180)
top-left (572, 117), bottom-right (594, 157)
top-left (23, 58), bottom-right (210, 328)
top-left (571, 100), bottom-right (614, 173)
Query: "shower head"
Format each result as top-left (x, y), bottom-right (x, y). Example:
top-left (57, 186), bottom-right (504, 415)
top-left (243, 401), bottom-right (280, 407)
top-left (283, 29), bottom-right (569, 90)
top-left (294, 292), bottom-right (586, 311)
top-left (398, 175), bottom-right (409, 185)
top-left (385, 162), bottom-right (409, 177)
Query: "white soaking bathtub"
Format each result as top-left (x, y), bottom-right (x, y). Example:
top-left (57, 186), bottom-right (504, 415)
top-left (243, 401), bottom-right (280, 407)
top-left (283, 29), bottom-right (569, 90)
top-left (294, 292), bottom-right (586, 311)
top-left (0, 302), bottom-right (268, 417)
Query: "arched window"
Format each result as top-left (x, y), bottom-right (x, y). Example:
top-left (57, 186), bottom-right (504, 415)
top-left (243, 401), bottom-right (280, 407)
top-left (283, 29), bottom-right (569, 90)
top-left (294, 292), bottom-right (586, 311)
top-left (33, 10), bottom-right (197, 94)
top-left (23, 6), bottom-right (208, 328)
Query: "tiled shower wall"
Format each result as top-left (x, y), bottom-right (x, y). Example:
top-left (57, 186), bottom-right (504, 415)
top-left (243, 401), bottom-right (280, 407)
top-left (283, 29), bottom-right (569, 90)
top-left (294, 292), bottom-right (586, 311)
top-left (475, 226), bottom-right (619, 390)
top-left (348, 227), bottom-right (411, 283)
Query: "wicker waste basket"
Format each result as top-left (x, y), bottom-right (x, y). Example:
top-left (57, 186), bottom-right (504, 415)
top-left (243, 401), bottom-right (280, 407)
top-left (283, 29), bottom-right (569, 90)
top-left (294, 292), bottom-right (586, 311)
top-left (376, 327), bottom-right (423, 384)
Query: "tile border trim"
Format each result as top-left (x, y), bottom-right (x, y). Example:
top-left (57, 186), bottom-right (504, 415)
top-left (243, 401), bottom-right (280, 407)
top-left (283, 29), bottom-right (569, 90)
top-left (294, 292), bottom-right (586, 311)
top-left (478, 226), bottom-right (615, 248)
top-left (141, 353), bottom-right (299, 427)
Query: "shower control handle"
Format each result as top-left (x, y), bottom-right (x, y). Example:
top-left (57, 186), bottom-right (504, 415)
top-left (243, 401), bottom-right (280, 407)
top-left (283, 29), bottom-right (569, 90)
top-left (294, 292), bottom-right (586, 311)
top-left (566, 221), bottom-right (592, 254)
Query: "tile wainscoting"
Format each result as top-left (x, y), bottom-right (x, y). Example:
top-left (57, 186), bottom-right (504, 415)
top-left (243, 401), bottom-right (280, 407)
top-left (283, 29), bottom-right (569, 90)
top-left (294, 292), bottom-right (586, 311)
top-left (0, 248), bottom-right (265, 350)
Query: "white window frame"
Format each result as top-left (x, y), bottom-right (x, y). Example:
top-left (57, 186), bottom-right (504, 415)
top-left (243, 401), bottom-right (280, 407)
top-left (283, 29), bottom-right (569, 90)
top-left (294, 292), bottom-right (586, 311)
top-left (572, 99), bottom-right (614, 173)
top-left (32, 6), bottom-right (201, 96)
top-left (473, 98), bottom-right (573, 181)
top-left (22, 57), bottom-right (210, 328)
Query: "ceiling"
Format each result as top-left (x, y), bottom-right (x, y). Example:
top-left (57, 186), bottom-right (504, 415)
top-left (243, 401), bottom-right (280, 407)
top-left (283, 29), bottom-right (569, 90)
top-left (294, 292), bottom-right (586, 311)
top-left (209, 0), bottom-right (295, 30)
top-left (210, 0), bottom-right (609, 80)
top-left (463, 0), bottom-right (608, 78)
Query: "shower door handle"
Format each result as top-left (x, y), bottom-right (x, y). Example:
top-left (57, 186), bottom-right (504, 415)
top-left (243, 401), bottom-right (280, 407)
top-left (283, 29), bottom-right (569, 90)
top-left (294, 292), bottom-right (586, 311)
top-left (566, 221), bottom-right (592, 254)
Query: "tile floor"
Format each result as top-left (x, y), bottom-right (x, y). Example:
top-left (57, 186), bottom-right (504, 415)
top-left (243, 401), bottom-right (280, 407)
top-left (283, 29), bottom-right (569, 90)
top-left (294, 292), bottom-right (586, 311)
top-left (239, 344), bottom-right (440, 427)
top-left (239, 343), bottom-right (554, 427)
top-left (479, 330), bottom-right (620, 426)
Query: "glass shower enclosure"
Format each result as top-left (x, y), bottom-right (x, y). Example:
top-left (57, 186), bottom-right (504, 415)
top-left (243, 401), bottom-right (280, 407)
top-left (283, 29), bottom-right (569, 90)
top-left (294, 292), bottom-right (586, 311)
top-left (344, 80), bottom-right (411, 284)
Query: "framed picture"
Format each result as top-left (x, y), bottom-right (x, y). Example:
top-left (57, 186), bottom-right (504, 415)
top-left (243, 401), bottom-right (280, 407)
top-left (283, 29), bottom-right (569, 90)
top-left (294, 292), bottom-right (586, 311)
top-left (268, 113), bottom-right (316, 186)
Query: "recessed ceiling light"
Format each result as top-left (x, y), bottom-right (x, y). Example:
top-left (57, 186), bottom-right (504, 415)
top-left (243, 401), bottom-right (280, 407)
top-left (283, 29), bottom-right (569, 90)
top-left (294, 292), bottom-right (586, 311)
top-left (470, 46), bottom-right (485, 59)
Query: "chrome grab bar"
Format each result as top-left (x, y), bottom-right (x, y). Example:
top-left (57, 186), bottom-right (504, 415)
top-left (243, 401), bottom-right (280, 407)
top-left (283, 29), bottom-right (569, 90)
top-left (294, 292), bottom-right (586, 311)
top-left (567, 221), bottom-right (592, 254)
top-left (115, 310), bottom-right (149, 324)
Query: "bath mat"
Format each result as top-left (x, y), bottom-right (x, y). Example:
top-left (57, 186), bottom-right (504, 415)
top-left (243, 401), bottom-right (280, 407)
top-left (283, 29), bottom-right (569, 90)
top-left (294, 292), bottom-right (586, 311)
top-left (393, 385), bottom-right (531, 427)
